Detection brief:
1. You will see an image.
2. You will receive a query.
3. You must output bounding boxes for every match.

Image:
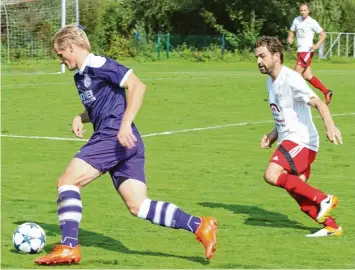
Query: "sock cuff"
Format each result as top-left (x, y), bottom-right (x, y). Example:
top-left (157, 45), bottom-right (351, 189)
top-left (276, 173), bottom-right (288, 187)
top-left (309, 76), bottom-right (315, 81)
top-left (58, 184), bottom-right (80, 194)
top-left (137, 198), bottom-right (151, 219)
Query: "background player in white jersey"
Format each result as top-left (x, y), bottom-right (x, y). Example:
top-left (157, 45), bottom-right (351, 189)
top-left (255, 36), bottom-right (343, 237)
top-left (287, 3), bottom-right (333, 105)
top-left (34, 25), bottom-right (217, 265)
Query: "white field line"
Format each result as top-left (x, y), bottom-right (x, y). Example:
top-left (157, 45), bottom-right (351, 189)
top-left (3, 69), bottom-right (354, 87)
top-left (1, 72), bottom-right (62, 76)
top-left (1, 77), bottom-right (214, 88)
top-left (1, 74), bottom-right (253, 88)
top-left (1, 112), bottom-right (354, 142)
top-left (2, 69), bottom-right (353, 77)
top-left (1, 82), bottom-right (68, 88)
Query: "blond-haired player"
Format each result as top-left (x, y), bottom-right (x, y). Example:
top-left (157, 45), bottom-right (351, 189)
top-left (34, 24), bottom-right (217, 265)
top-left (287, 3), bottom-right (333, 105)
top-left (255, 36), bottom-right (343, 237)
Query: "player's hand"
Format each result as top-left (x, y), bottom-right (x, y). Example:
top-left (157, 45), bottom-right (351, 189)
top-left (261, 135), bottom-right (271, 149)
top-left (326, 125), bottom-right (343, 145)
top-left (117, 122), bottom-right (137, 149)
top-left (72, 115), bottom-right (86, 138)
top-left (311, 45), bottom-right (319, 52)
top-left (287, 37), bottom-right (293, 45)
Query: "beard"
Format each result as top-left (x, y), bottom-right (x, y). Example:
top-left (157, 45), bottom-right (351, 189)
top-left (258, 65), bottom-right (269, 74)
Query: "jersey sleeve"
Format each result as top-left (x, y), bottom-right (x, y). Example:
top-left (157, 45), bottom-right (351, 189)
top-left (312, 20), bottom-right (323, 33)
top-left (289, 73), bottom-right (318, 104)
top-left (96, 59), bottom-right (133, 88)
top-left (290, 18), bottom-right (297, 31)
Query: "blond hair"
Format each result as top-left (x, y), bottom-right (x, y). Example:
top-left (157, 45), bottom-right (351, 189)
top-left (52, 24), bottom-right (90, 51)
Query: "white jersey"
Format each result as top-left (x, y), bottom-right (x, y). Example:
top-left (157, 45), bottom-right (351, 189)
top-left (267, 66), bottom-right (319, 151)
top-left (290, 16), bottom-right (323, 52)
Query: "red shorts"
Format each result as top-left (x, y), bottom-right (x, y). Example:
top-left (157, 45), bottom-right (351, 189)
top-left (296, 52), bottom-right (314, 68)
top-left (270, 140), bottom-right (317, 179)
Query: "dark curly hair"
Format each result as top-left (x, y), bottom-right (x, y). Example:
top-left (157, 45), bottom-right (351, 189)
top-left (255, 36), bottom-right (284, 64)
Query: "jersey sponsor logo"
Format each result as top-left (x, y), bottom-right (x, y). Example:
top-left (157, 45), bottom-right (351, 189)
top-left (296, 28), bottom-right (305, 38)
top-left (79, 90), bottom-right (96, 105)
top-left (270, 103), bottom-right (286, 129)
top-left (84, 74), bottom-right (91, 88)
top-left (270, 103), bottom-right (280, 112)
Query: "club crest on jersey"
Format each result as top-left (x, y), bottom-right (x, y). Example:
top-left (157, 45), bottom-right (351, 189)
top-left (84, 74), bottom-right (91, 88)
top-left (276, 93), bottom-right (282, 101)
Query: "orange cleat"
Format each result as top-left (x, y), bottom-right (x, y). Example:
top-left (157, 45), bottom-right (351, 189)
top-left (195, 217), bottom-right (218, 260)
top-left (35, 245), bottom-right (81, 265)
top-left (325, 90), bottom-right (333, 105)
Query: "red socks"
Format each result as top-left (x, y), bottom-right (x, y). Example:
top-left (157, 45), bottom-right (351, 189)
top-left (324, 216), bottom-right (339, 229)
top-left (308, 76), bottom-right (328, 95)
top-left (276, 173), bottom-right (327, 204)
top-left (289, 191), bottom-right (339, 229)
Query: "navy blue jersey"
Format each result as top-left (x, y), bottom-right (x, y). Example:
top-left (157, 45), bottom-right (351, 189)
top-left (74, 53), bottom-right (138, 134)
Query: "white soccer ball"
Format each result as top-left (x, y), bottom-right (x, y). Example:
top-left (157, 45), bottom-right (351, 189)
top-left (12, 223), bottom-right (46, 254)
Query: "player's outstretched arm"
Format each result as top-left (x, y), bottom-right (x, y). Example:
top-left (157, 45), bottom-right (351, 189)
top-left (287, 31), bottom-right (295, 45)
top-left (308, 97), bottom-right (343, 145)
top-left (261, 128), bottom-right (278, 149)
top-left (312, 30), bottom-right (326, 51)
top-left (118, 72), bottom-right (147, 149)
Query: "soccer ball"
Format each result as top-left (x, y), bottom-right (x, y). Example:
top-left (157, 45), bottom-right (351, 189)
top-left (12, 223), bottom-right (46, 254)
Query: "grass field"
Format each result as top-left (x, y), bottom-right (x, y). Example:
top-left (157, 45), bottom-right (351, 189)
top-left (1, 59), bottom-right (355, 269)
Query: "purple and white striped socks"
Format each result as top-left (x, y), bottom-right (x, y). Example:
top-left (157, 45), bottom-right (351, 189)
top-left (57, 185), bottom-right (82, 247)
top-left (137, 199), bottom-right (201, 233)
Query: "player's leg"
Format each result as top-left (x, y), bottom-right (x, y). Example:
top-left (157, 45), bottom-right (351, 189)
top-left (288, 169), bottom-right (318, 219)
top-left (35, 135), bottom-right (124, 265)
top-left (286, 148), bottom-right (319, 220)
top-left (264, 163), bottom-right (328, 203)
top-left (294, 52), bottom-right (306, 74)
top-left (288, 178), bottom-right (343, 237)
top-left (35, 158), bottom-right (101, 265)
top-left (117, 178), bottom-right (202, 233)
top-left (116, 178), bottom-right (217, 260)
top-left (264, 140), bottom-right (338, 222)
top-left (294, 63), bottom-right (305, 74)
top-left (283, 148), bottom-right (343, 236)
top-left (111, 145), bottom-right (217, 260)
top-left (298, 52), bottom-right (333, 104)
top-left (303, 66), bottom-right (333, 104)
top-left (300, 170), bottom-right (342, 237)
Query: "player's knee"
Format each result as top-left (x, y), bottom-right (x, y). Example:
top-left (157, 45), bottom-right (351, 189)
top-left (263, 170), bottom-right (279, 186)
top-left (56, 173), bottom-right (85, 189)
top-left (56, 158), bottom-right (101, 189)
top-left (295, 66), bottom-right (304, 74)
top-left (126, 202), bottom-right (141, 217)
top-left (303, 73), bottom-right (313, 81)
top-left (126, 197), bottom-right (150, 217)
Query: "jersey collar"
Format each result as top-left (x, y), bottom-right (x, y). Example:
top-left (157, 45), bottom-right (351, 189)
top-left (78, 53), bottom-right (94, 74)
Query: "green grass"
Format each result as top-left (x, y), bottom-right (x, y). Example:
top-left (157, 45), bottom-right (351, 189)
top-left (1, 60), bottom-right (355, 268)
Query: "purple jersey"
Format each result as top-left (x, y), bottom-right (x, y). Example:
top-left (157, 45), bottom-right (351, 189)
top-left (74, 53), bottom-right (138, 134)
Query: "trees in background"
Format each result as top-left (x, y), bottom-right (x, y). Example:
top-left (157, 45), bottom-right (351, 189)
top-left (79, 0), bottom-right (354, 58)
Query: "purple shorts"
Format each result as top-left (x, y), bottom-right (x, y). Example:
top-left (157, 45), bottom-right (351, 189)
top-left (75, 132), bottom-right (145, 188)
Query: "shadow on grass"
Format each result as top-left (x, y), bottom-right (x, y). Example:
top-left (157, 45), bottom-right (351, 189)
top-left (13, 221), bottom-right (209, 266)
top-left (199, 202), bottom-right (317, 232)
